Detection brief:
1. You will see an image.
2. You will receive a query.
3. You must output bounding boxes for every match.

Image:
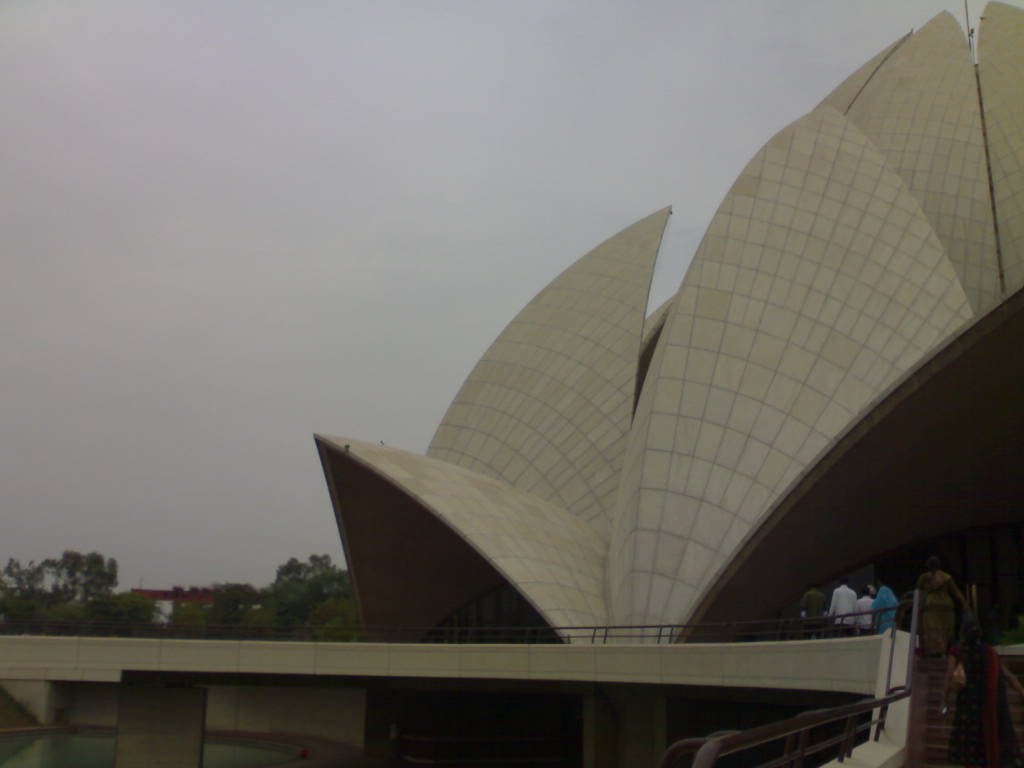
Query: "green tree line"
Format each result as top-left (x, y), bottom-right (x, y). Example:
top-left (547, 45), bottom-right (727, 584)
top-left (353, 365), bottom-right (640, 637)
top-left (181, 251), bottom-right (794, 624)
top-left (0, 550), bottom-right (359, 640)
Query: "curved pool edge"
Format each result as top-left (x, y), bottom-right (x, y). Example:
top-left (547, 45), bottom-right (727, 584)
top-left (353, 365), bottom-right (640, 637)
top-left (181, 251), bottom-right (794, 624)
top-left (205, 729), bottom-right (362, 768)
top-left (0, 727), bottom-right (361, 768)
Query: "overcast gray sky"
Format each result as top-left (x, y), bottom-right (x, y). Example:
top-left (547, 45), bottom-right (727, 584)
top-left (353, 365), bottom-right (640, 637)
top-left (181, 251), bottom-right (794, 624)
top-left (2, 0), bottom-right (1017, 591)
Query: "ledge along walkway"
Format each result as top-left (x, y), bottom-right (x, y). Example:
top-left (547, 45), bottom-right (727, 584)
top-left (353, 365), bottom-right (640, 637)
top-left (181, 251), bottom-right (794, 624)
top-left (909, 654), bottom-right (1024, 768)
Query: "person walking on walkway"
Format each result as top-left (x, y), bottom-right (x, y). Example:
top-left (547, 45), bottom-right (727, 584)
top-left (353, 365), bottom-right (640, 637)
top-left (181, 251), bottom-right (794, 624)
top-left (917, 555), bottom-right (967, 657)
top-left (945, 617), bottom-right (1024, 767)
top-left (872, 583), bottom-right (899, 634)
top-left (800, 583), bottom-right (826, 639)
top-left (855, 586), bottom-right (876, 634)
top-left (828, 577), bottom-right (858, 635)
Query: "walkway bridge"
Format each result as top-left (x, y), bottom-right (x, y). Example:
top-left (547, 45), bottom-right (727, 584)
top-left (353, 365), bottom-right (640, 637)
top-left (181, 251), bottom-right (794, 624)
top-left (0, 606), bottom-right (919, 768)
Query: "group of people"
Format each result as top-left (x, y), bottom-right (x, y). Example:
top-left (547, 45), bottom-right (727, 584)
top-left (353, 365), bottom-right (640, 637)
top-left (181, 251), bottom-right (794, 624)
top-left (802, 556), bottom-right (1024, 768)
top-left (942, 614), bottom-right (1024, 768)
top-left (916, 555), bottom-right (1024, 768)
top-left (799, 577), bottom-right (899, 635)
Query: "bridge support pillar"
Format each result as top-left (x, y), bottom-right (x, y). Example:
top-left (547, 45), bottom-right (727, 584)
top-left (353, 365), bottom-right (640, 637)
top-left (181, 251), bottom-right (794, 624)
top-left (606, 687), bottom-right (666, 768)
top-left (114, 685), bottom-right (206, 768)
top-left (582, 692), bottom-right (616, 768)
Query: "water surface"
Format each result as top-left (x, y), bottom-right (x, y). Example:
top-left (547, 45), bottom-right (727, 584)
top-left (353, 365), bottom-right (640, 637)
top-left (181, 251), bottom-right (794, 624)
top-left (0, 733), bottom-right (297, 767)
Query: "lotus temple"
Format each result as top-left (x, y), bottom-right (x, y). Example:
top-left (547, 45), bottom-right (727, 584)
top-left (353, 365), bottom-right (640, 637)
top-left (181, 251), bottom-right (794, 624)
top-left (316, 3), bottom-right (1024, 640)
top-left (3, 6), bottom-right (1024, 768)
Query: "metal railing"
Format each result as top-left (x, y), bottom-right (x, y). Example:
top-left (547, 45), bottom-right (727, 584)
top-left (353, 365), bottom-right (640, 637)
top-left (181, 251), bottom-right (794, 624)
top-left (658, 591), bottom-right (919, 768)
top-left (0, 606), bottom-right (898, 645)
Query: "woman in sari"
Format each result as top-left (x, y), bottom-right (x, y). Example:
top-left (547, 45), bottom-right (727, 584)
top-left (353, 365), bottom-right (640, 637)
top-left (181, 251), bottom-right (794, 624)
top-left (917, 555), bottom-right (967, 656)
top-left (945, 618), bottom-right (1024, 767)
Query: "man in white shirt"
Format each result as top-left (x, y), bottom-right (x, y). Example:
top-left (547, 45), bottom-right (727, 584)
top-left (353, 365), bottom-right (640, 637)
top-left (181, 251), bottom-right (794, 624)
top-left (855, 585), bottom-right (876, 634)
top-left (828, 577), bottom-right (858, 634)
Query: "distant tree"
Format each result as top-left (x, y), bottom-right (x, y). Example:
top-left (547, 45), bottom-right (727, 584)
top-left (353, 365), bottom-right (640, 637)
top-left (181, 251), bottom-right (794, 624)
top-left (1, 551), bottom-right (123, 630)
top-left (1, 550), bottom-right (359, 641)
top-left (268, 554), bottom-right (354, 631)
top-left (1, 551), bottom-right (117, 610)
top-left (43, 551), bottom-right (117, 603)
top-left (1, 559), bottom-right (44, 622)
top-left (239, 603), bottom-right (277, 637)
top-left (310, 597), bottom-right (360, 641)
top-left (45, 601), bottom-right (88, 625)
top-left (2, 559), bottom-right (45, 602)
top-left (86, 592), bottom-right (156, 629)
top-left (1, 595), bottom-right (42, 623)
top-left (170, 601), bottom-right (208, 632)
top-left (208, 583), bottom-right (263, 628)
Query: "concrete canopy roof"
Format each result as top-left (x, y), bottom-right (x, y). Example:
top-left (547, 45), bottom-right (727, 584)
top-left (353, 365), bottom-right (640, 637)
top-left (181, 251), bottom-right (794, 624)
top-left (428, 208), bottom-right (671, 533)
top-left (690, 283), bottom-right (1024, 625)
top-left (828, 13), bottom-right (1000, 312)
top-left (316, 6), bottom-right (1024, 637)
top-left (316, 436), bottom-right (608, 637)
top-left (609, 106), bottom-right (973, 626)
top-left (979, 2), bottom-right (1024, 294)
top-left (816, 34), bottom-right (909, 116)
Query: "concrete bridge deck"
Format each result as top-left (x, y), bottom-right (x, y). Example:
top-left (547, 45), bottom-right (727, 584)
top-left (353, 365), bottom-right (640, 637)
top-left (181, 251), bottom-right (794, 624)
top-left (0, 633), bottom-right (885, 694)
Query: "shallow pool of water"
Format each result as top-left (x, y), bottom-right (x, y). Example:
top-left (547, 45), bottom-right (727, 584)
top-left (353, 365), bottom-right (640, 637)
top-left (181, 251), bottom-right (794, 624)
top-left (0, 733), bottom-right (298, 767)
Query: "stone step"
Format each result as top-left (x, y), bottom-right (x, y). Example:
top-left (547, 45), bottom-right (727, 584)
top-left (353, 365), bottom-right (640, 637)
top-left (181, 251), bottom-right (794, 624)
top-left (925, 702), bottom-right (1024, 718)
top-left (917, 657), bottom-right (1024, 768)
top-left (925, 743), bottom-right (951, 761)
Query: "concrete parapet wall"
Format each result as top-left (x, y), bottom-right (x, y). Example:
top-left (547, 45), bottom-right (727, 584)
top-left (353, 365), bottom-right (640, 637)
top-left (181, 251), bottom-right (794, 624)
top-left (815, 631), bottom-right (911, 768)
top-left (0, 634), bottom-right (884, 695)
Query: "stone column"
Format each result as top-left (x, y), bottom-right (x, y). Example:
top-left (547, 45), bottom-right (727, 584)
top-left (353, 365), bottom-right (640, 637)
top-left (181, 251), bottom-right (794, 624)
top-left (582, 691), bottom-right (617, 768)
top-left (606, 687), bottom-right (666, 768)
top-left (114, 686), bottom-right (206, 768)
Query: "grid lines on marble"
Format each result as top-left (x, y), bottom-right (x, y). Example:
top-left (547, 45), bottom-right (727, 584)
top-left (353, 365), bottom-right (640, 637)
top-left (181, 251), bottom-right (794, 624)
top-left (643, 298), bottom-right (675, 346)
top-left (607, 107), bottom-right (974, 627)
top-left (327, 437), bottom-right (609, 630)
top-left (838, 12), bottom-right (1000, 312)
top-left (978, 2), bottom-right (1024, 294)
top-left (817, 36), bottom-right (908, 115)
top-left (428, 208), bottom-right (670, 533)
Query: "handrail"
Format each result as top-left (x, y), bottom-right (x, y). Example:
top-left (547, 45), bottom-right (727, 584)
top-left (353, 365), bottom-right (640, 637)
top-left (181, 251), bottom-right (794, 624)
top-left (658, 590), bottom-right (920, 768)
top-left (0, 605), bottom-right (899, 645)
